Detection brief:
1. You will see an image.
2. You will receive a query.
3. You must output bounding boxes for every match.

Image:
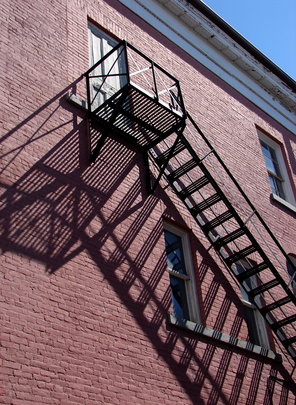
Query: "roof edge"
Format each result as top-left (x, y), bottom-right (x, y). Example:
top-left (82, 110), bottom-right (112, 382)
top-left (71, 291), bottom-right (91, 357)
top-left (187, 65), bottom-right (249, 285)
top-left (188, 0), bottom-right (296, 92)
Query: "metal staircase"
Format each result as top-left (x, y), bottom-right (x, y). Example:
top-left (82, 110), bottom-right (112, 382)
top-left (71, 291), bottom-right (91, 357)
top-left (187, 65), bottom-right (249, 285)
top-left (84, 41), bottom-right (296, 362)
top-left (149, 122), bottom-right (296, 362)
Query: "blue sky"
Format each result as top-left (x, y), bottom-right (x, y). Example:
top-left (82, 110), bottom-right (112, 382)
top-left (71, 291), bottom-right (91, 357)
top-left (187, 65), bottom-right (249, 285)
top-left (202, 0), bottom-right (296, 80)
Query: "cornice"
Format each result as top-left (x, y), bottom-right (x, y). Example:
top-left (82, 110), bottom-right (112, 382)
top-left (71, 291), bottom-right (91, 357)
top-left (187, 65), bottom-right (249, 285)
top-left (119, 0), bottom-right (296, 133)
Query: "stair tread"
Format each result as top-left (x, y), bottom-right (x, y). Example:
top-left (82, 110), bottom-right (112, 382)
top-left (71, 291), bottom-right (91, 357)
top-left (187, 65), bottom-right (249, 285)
top-left (260, 296), bottom-right (292, 315)
top-left (214, 227), bottom-right (246, 248)
top-left (202, 210), bottom-right (233, 232)
top-left (249, 278), bottom-right (280, 296)
top-left (168, 159), bottom-right (199, 180)
top-left (282, 336), bottom-right (296, 347)
top-left (178, 176), bottom-right (210, 198)
top-left (271, 314), bottom-right (296, 330)
top-left (155, 139), bottom-right (186, 164)
top-left (225, 245), bottom-right (257, 264)
top-left (236, 262), bottom-right (269, 283)
top-left (190, 193), bottom-right (222, 215)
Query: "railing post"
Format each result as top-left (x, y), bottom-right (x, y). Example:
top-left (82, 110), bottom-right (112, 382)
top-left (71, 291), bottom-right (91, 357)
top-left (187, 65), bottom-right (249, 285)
top-left (123, 42), bottom-right (130, 85)
top-left (85, 73), bottom-right (92, 115)
top-left (151, 62), bottom-right (158, 100)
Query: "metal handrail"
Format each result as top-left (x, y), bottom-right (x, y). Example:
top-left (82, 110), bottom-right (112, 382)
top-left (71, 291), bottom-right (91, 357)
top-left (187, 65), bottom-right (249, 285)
top-left (186, 112), bottom-right (296, 275)
top-left (84, 40), bottom-right (186, 117)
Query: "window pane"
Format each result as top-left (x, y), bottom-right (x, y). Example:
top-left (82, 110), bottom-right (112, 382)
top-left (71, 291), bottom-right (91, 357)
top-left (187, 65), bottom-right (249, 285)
top-left (260, 138), bottom-right (286, 199)
top-left (268, 174), bottom-right (278, 195)
top-left (244, 306), bottom-right (261, 346)
top-left (88, 24), bottom-right (126, 110)
top-left (264, 155), bottom-right (277, 174)
top-left (169, 275), bottom-right (189, 319)
top-left (268, 174), bottom-right (285, 199)
top-left (236, 262), bottom-right (269, 347)
top-left (164, 230), bottom-right (187, 275)
top-left (287, 256), bottom-right (296, 295)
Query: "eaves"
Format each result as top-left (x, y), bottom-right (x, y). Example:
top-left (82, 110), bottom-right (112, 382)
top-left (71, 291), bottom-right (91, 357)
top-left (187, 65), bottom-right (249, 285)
top-left (119, 0), bottom-right (296, 133)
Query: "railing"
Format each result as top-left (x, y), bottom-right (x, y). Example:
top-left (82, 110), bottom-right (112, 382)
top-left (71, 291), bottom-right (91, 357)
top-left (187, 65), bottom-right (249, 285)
top-left (84, 40), bottom-right (186, 117)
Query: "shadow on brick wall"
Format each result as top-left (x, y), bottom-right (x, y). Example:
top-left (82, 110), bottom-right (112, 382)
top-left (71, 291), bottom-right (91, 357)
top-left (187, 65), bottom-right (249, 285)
top-left (1, 82), bottom-right (295, 404)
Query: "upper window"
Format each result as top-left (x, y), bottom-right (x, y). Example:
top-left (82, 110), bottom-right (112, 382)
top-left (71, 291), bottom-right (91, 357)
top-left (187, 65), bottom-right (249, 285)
top-left (259, 131), bottom-right (295, 207)
top-left (163, 223), bottom-right (200, 323)
top-left (260, 139), bottom-right (285, 199)
top-left (88, 23), bottom-right (125, 106)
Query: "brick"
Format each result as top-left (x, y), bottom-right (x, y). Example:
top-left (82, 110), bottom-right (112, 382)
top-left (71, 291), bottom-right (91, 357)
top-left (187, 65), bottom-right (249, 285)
top-left (1, 0), bottom-right (295, 404)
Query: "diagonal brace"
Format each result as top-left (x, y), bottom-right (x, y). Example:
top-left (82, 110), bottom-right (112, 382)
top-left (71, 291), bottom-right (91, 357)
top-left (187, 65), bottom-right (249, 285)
top-left (148, 129), bottom-right (185, 194)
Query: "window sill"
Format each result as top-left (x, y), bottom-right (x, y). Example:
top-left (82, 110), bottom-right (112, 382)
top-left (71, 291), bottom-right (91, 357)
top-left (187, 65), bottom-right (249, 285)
top-left (168, 314), bottom-right (282, 362)
top-left (66, 92), bottom-right (88, 110)
top-left (271, 193), bottom-right (296, 214)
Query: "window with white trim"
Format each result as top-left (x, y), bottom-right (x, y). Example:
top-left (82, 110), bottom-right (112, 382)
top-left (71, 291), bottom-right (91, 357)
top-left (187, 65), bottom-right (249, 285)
top-left (163, 223), bottom-right (200, 323)
top-left (236, 262), bottom-right (270, 348)
top-left (287, 254), bottom-right (296, 296)
top-left (259, 131), bottom-right (295, 206)
top-left (88, 23), bottom-right (126, 107)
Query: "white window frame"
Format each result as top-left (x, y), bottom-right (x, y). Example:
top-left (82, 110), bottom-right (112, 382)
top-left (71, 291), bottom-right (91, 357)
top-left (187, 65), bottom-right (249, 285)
top-left (287, 254), bottom-right (296, 296)
top-left (88, 23), bottom-right (125, 108)
top-left (237, 261), bottom-right (270, 349)
top-left (163, 222), bottom-right (200, 323)
top-left (259, 131), bottom-right (295, 207)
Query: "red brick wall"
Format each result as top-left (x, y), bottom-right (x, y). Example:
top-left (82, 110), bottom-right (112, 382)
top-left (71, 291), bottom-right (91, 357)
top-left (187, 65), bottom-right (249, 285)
top-left (1, 0), bottom-right (295, 404)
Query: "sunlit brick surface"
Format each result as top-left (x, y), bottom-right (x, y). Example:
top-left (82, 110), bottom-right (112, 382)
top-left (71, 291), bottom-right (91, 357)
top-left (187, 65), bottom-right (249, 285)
top-left (1, 1), bottom-right (295, 404)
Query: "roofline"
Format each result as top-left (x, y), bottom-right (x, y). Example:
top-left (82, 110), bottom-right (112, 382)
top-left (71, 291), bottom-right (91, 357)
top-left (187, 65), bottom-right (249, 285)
top-left (187, 0), bottom-right (296, 92)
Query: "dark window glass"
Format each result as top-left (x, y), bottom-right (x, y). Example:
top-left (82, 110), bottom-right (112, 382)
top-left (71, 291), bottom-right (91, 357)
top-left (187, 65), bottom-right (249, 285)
top-left (164, 230), bottom-right (187, 275)
top-left (164, 230), bottom-right (189, 319)
top-left (169, 275), bottom-right (189, 320)
top-left (243, 306), bottom-right (261, 346)
top-left (287, 256), bottom-right (296, 296)
top-left (260, 139), bottom-right (285, 199)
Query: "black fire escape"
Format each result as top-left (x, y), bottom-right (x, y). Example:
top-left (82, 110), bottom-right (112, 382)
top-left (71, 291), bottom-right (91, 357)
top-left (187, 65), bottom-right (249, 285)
top-left (84, 41), bottom-right (296, 362)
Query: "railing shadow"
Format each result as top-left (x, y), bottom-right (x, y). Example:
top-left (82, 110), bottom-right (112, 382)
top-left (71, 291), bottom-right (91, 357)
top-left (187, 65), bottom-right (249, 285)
top-left (1, 84), bottom-right (295, 404)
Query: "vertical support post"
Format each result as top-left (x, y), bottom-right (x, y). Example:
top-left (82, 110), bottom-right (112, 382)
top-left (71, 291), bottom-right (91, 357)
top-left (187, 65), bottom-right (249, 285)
top-left (86, 73), bottom-right (92, 116)
top-left (123, 42), bottom-right (130, 85)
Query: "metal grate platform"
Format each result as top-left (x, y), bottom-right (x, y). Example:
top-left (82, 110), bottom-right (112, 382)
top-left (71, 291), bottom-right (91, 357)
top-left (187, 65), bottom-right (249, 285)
top-left (90, 83), bottom-right (186, 149)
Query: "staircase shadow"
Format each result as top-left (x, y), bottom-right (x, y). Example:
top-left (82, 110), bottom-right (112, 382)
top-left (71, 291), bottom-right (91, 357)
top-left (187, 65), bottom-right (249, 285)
top-left (1, 85), bottom-right (295, 404)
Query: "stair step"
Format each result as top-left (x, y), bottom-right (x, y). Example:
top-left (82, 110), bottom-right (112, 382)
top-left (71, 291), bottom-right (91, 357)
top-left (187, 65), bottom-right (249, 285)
top-left (179, 176), bottom-right (210, 199)
top-left (236, 262), bottom-right (269, 283)
top-left (225, 245), bottom-right (257, 265)
top-left (167, 159), bottom-right (199, 180)
top-left (155, 139), bottom-right (186, 164)
top-left (271, 314), bottom-right (296, 330)
top-left (282, 336), bottom-right (296, 348)
top-left (260, 296), bottom-right (292, 315)
top-left (214, 227), bottom-right (246, 248)
top-left (190, 193), bottom-right (222, 215)
top-left (249, 279), bottom-right (280, 297)
top-left (202, 210), bottom-right (233, 232)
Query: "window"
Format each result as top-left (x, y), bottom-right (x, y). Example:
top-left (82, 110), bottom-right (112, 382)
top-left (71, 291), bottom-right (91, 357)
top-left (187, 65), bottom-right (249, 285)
top-left (287, 254), bottom-right (296, 296)
top-left (163, 223), bottom-right (200, 322)
top-left (259, 131), bottom-right (295, 206)
top-left (236, 262), bottom-right (270, 348)
top-left (88, 23), bottom-right (126, 107)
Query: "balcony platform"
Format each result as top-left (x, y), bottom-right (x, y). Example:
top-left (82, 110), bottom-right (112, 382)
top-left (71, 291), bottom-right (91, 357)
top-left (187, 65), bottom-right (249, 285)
top-left (90, 82), bottom-right (186, 149)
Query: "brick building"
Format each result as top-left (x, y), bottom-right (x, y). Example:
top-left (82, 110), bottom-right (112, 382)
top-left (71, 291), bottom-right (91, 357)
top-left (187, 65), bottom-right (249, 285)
top-left (1, 0), bottom-right (296, 404)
